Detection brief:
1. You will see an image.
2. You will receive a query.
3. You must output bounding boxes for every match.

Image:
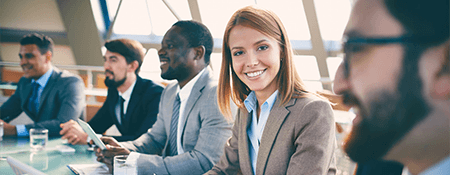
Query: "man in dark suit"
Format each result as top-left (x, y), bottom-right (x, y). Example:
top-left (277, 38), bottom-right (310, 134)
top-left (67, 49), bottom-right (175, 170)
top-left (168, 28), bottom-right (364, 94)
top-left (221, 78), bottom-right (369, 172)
top-left (0, 33), bottom-right (85, 136)
top-left (94, 21), bottom-right (233, 174)
top-left (60, 38), bottom-right (163, 144)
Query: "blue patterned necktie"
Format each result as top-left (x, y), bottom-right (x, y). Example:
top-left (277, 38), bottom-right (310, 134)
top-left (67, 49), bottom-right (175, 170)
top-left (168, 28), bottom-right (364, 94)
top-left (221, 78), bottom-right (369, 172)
top-left (28, 82), bottom-right (40, 116)
top-left (167, 93), bottom-right (180, 156)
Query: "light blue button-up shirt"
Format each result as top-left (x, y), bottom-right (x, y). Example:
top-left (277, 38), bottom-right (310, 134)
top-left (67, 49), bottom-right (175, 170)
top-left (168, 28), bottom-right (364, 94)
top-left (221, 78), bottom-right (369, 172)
top-left (16, 67), bottom-right (53, 137)
top-left (244, 90), bottom-right (278, 175)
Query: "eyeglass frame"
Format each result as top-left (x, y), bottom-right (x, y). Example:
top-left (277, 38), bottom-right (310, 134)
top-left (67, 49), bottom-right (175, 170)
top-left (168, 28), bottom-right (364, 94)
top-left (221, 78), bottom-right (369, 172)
top-left (341, 35), bottom-right (436, 78)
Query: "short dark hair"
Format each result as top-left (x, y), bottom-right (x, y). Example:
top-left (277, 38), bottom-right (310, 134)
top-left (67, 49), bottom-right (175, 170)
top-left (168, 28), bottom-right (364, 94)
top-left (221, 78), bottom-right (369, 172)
top-left (172, 20), bottom-right (214, 65)
top-left (104, 39), bottom-right (145, 74)
top-left (20, 33), bottom-right (54, 55)
top-left (384, 0), bottom-right (449, 47)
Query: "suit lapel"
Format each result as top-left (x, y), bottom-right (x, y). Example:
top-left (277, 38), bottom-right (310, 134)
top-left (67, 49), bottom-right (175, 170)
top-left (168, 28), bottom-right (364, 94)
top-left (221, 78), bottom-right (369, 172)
top-left (256, 97), bottom-right (295, 175)
top-left (239, 108), bottom-right (254, 174)
top-left (179, 68), bottom-right (211, 143)
top-left (21, 79), bottom-right (34, 115)
top-left (35, 69), bottom-right (58, 120)
top-left (122, 77), bottom-right (143, 131)
top-left (108, 89), bottom-right (122, 131)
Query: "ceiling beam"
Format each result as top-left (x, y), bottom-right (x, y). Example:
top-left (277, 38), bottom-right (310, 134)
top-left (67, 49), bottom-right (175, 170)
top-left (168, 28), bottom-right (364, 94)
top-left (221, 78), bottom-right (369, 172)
top-left (187, 0), bottom-right (202, 22)
top-left (55, 0), bottom-right (104, 67)
top-left (0, 27), bottom-right (69, 45)
top-left (303, 0), bottom-right (332, 90)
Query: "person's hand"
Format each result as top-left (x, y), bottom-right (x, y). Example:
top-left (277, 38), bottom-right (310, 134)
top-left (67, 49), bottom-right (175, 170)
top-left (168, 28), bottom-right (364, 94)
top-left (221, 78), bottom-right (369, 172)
top-left (60, 120), bottom-right (88, 145)
top-left (0, 119), bottom-right (17, 136)
top-left (93, 137), bottom-right (131, 170)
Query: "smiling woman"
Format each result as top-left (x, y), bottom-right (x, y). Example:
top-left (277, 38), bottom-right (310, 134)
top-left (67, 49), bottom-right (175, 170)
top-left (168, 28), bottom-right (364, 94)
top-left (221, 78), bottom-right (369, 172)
top-left (206, 6), bottom-right (337, 175)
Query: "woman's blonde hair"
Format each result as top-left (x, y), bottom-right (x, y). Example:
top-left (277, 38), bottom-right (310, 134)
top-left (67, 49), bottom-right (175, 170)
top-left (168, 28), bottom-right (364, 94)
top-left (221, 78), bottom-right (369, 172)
top-left (218, 6), bottom-right (313, 119)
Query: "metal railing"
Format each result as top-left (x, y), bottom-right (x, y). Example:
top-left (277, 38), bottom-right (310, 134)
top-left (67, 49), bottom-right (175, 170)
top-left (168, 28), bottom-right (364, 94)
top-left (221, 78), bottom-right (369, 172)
top-left (0, 62), bottom-right (104, 89)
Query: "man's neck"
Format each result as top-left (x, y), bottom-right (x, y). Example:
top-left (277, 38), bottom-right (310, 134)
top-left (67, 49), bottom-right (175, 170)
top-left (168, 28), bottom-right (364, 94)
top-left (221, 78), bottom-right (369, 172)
top-left (384, 110), bottom-right (450, 175)
top-left (117, 73), bottom-right (137, 93)
top-left (177, 66), bottom-right (205, 89)
top-left (32, 65), bottom-right (51, 80)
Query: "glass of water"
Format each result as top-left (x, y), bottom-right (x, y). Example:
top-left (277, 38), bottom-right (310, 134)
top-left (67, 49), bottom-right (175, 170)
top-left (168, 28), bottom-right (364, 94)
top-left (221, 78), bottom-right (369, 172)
top-left (0, 121), bottom-right (4, 141)
top-left (114, 155), bottom-right (137, 175)
top-left (29, 128), bottom-right (48, 151)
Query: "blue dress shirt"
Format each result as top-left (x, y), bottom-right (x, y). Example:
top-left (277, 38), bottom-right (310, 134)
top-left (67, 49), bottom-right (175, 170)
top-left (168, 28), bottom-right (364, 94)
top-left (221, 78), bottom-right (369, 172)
top-left (244, 90), bottom-right (278, 175)
top-left (16, 67), bottom-right (53, 136)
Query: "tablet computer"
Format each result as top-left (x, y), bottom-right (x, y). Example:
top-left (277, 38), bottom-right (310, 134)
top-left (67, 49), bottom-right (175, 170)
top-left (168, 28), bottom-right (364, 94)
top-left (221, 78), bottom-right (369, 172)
top-left (77, 119), bottom-right (107, 150)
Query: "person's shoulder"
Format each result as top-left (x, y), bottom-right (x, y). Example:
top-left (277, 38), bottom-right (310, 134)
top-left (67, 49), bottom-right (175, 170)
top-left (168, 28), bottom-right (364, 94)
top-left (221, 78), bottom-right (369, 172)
top-left (54, 69), bottom-right (83, 84)
top-left (292, 95), bottom-right (332, 113)
top-left (139, 77), bottom-right (164, 91)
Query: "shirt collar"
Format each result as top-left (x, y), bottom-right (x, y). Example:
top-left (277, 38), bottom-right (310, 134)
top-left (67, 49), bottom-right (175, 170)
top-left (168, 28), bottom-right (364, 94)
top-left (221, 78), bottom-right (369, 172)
top-left (32, 66), bottom-right (53, 88)
top-left (178, 68), bottom-right (206, 102)
top-left (244, 90), bottom-right (278, 113)
top-left (419, 156), bottom-right (450, 175)
top-left (118, 79), bottom-right (137, 102)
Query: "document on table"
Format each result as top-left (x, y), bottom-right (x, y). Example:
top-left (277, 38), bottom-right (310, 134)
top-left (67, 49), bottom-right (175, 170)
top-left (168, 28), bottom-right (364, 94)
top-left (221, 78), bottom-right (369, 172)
top-left (67, 163), bottom-right (111, 175)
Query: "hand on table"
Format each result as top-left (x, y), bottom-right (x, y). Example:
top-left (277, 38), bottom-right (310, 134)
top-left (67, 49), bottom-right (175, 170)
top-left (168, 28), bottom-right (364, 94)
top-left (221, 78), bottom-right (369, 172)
top-left (60, 119), bottom-right (88, 145)
top-left (0, 119), bottom-right (17, 136)
top-left (93, 136), bottom-right (131, 170)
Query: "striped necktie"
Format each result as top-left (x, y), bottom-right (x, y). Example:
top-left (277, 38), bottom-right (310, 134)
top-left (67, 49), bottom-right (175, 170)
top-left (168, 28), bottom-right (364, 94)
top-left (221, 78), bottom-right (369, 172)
top-left (167, 93), bottom-right (180, 156)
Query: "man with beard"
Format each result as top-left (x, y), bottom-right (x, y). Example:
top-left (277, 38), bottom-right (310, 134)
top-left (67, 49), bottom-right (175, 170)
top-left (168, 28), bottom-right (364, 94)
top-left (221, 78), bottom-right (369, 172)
top-left (0, 33), bottom-right (85, 136)
top-left (60, 39), bottom-right (163, 144)
top-left (94, 20), bottom-right (233, 175)
top-left (333, 0), bottom-right (449, 174)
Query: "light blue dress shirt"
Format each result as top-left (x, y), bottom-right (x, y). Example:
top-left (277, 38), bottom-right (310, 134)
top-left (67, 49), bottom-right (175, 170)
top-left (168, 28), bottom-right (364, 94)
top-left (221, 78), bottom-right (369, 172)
top-left (418, 156), bottom-right (450, 175)
top-left (244, 90), bottom-right (278, 175)
top-left (16, 67), bottom-right (53, 137)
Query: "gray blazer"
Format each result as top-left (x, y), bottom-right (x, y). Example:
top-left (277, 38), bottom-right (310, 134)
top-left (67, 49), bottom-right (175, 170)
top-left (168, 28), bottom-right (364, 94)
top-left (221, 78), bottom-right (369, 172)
top-left (206, 95), bottom-right (337, 175)
top-left (121, 68), bottom-right (233, 175)
top-left (0, 67), bottom-right (85, 135)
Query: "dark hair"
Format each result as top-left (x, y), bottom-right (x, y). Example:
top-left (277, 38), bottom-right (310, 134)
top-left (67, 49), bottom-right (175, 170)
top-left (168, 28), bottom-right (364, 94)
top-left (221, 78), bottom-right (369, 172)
top-left (172, 20), bottom-right (214, 65)
top-left (20, 33), bottom-right (54, 55)
top-left (105, 39), bottom-right (145, 74)
top-left (384, 0), bottom-right (449, 47)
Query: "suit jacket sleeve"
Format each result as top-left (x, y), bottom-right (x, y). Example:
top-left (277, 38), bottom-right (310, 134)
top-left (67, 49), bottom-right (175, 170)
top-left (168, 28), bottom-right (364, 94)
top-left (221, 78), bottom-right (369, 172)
top-left (120, 85), bottom-right (170, 155)
top-left (114, 84), bottom-right (162, 142)
top-left (121, 85), bottom-right (232, 175)
top-left (88, 91), bottom-right (115, 135)
top-left (0, 78), bottom-right (26, 122)
top-left (287, 100), bottom-right (336, 175)
top-left (206, 109), bottom-right (243, 175)
top-left (26, 76), bottom-right (85, 135)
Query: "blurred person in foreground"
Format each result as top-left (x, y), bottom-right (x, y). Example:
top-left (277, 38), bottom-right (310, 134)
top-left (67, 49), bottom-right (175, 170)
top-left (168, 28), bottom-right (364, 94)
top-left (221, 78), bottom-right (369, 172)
top-left (60, 38), bottom-right (163, 144)
top-left (333, 0), bottom-right (449, 174)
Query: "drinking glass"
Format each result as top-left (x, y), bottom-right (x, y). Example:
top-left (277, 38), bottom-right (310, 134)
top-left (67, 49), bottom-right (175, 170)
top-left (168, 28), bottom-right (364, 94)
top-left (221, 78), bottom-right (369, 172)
top-left (29, 128), bottom-right (48, 151)
top-left (0, 121), bottom-right (4, 141)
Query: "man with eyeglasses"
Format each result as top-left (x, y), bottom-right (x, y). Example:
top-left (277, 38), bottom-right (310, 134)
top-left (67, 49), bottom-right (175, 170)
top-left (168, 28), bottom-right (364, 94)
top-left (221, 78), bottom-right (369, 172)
top-left (334, 0), bottom-right (449, 175)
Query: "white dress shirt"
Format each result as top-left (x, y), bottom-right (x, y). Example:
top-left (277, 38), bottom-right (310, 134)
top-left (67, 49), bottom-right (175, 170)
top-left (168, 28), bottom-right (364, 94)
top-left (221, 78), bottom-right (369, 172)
top-left (115, 79), bottom-right (136, 125)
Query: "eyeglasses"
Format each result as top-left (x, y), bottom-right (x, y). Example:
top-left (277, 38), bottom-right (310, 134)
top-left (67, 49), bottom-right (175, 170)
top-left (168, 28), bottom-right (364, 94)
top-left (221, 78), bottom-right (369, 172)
top-left (341, 35), bottom-right (432, 77)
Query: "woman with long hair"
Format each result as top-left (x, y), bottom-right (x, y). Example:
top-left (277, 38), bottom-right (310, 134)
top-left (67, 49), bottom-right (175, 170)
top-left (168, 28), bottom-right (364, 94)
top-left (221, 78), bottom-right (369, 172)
top-left (206, 6), bottom-right (337, 175)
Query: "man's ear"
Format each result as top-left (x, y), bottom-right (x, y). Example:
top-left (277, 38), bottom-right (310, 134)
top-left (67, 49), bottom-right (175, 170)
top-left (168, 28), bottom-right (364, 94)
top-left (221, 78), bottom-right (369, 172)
top-left (193, 45), bottom-right (206, 61)
top-left (45, 51), bottom-right (52, 62)
top-left (128, 60), bottom-right (139, 73)
top-left (431, 74), bottom-right (450, 100)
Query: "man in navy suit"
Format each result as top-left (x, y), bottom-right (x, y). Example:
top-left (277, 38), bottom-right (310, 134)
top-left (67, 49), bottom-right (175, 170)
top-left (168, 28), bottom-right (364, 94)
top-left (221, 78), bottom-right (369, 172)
top-left (60, 39), bottom-right (163, 144)
top-left (0, 33), bottom-right (85, 136)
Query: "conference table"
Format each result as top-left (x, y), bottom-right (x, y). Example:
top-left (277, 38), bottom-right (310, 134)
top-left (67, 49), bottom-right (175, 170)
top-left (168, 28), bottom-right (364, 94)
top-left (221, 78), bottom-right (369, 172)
top-left (0, 136), bottom-right (105, 174)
